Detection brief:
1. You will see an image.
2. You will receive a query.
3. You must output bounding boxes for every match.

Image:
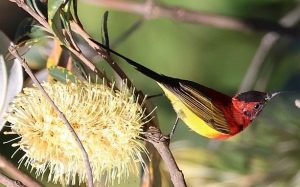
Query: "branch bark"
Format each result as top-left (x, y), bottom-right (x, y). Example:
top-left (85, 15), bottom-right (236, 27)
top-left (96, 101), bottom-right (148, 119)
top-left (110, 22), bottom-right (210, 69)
top-left (239, 6), bottom-right (300, 92)
top-left (146, 127), bottom-right (187, 187)
top-left (0, 172), bottom-right (26, 187)
top-left (85, 0), bottom-right (298, 35)
top-left (0, 154), bottom-right (41, 187)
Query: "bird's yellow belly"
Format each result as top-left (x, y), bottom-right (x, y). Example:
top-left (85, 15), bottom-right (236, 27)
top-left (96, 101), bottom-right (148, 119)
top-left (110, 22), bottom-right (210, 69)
top-left (158, 84), bottom-right (226, 139)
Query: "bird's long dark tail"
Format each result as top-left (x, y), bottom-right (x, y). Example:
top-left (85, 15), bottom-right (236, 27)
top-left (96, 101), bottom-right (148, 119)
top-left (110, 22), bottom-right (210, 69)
top-left (95, 40), bottom-right (165, 82)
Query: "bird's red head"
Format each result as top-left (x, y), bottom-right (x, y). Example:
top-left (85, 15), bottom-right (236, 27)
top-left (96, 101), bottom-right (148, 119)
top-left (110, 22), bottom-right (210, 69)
top-left (230, 91), bottom-right (275, 133)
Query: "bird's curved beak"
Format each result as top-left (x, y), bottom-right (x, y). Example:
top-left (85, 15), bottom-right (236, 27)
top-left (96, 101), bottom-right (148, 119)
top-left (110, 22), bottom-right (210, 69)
top-left (266, 91), bottom-right (285, 101)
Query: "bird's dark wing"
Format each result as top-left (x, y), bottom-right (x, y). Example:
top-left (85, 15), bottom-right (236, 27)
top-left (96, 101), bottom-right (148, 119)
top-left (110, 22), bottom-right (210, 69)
top-left (164, 81), bottom-right (230, 134)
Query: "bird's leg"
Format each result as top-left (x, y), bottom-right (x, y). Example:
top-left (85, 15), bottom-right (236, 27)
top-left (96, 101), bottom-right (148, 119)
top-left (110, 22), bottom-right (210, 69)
top-left (168, 116), bottom-right (180, 140)
top-left (147, 93), bottom-right (164, 99)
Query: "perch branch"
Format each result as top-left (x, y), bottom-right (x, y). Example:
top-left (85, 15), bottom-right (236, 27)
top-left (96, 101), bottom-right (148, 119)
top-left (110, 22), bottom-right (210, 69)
top-left (145, 127), bottom-right (187, 187)
top-left (0, 154), bottom-right (41, 187)
top-left (0, 172), bottom-right (26, 187)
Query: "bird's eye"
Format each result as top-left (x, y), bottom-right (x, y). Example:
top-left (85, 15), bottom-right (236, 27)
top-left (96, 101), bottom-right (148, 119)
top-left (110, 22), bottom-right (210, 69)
top-left (254, 104), bottom-right (260, 110)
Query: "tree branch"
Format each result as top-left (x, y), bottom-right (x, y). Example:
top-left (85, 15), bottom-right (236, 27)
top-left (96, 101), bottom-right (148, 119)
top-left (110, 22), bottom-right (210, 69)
top-left (84, 0), bottom-right (298, 35)
top-left (8, 44), bottom-right (94, 187)
top-left (239, 6), bottom-right (300, 92)
top-left (0, 172), bottom-right (26, 187)
top-left (0, 154), bottom-right (41, 187)
top-left (146, 127), bottom-right (187, 187)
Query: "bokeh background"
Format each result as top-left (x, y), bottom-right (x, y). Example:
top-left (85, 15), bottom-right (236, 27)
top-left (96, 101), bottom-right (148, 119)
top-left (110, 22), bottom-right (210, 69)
top-left (1, 0), bottom-right (300, 186)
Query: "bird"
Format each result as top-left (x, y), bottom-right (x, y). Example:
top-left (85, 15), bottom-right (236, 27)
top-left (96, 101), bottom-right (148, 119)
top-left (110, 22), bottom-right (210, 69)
top-left (97, 43), bottom-right (280, 139)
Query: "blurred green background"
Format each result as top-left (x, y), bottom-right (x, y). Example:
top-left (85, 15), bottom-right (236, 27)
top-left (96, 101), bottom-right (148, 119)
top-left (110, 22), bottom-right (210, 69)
top-left (1, 0), bottom-right (300, 186)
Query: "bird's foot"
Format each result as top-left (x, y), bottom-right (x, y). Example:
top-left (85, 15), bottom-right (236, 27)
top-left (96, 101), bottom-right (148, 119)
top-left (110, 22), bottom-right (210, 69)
top-left (145, 126), bottom-right (170, 144)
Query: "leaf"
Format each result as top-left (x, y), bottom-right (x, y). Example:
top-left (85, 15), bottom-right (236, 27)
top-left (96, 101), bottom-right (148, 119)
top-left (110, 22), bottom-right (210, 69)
top-left (5, 59), bottom-right (24, 105)
top-left (14, 18), bottom-right (38, 43)
top-left (48, 66), bottom-right (77, 83)
top-left (0, 57), bottom-right (23, 131)
top-left (101, 11), bottom-right (110, 51)
top-left (48, 0), bottom-right (68, 44)
top-left (72, 0), bottom-right (82, 27)
top-left (0, 31), bottom-right (23, 131)
top-left (48, 0), bottom-right (65, 22)
top-left (0, 56), bottom-right (8, 114)
top-left (5, 37), bottom-right (49, 61)
top-left (0, 31), bottom-right (10, 113)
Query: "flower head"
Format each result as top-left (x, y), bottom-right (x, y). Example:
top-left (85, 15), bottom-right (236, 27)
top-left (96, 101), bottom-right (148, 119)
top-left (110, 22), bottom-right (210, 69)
top-left (4, 80), bottom-right (152, 185)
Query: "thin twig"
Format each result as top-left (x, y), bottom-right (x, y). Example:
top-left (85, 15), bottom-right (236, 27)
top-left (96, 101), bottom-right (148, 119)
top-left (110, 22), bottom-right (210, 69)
top-left (70, 21), bottom-right (133, 87)
top-left (84, 0), bottom-right (298, 35)
top-left (239, 6), bottom-right (300, 92)
top-left (0, 172), bottom-right (26, 187)
top-left (0, 154), bottom-right (41, 187)
top-left (9, 0), bottom-right (50, 33)
top-left (238, 32), bottom-right (278, 92)
top-left (8, 44), bottom-right (94, 187)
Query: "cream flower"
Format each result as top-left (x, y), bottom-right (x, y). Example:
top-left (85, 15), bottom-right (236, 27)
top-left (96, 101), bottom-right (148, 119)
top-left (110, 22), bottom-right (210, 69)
top-left (4, 80), bottom-right (152, 186)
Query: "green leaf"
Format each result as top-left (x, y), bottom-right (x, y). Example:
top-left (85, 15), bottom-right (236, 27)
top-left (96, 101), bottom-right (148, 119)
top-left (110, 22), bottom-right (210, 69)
top-left (14, 18), bottom-right (47, 43)
top-left (48, 66), bottom-right (77, 83)
top-left (48, 0), bottom-right (65, 22)
top-left (48, 0), bottom-right (67, 44)
top-left (101, 11), bottom-right (110, 50)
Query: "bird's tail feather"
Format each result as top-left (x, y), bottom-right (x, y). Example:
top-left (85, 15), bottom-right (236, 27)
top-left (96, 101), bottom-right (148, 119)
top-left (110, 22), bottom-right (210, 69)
top-left (94, 40), bottom-right (165, 82)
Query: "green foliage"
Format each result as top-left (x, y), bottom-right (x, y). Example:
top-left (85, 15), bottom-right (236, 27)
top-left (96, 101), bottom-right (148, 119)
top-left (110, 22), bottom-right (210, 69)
top-left (48, 66), bottom-right (77, 83)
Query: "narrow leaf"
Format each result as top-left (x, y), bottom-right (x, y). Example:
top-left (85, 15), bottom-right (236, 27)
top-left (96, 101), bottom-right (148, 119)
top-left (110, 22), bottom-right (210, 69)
top-left (48, 66), bottom-right (77, 83)
top-left (0, 56), bottom-right (8, 114)
top-left (0, 58), bottom-right (23, 131)
top-left (48, 0), bottom-right (65, 22)
top-left (48, 0), bottom-right (68, 44)
top-left (101, 11), bottom-right (110, 51)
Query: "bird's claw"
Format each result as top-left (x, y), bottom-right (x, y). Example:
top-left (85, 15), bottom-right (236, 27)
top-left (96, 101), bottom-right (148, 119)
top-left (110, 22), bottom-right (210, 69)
top-left (145, 126), bottom-right (170, 144)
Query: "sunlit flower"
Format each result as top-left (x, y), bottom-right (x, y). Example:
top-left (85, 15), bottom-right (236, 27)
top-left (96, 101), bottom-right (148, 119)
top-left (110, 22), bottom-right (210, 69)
top-left (4, 80), bottom-right (152, 186)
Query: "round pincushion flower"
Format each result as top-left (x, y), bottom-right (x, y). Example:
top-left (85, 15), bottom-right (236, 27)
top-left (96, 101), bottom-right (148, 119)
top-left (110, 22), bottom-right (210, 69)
top-left (4, 80), bottom-right (152, 186)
